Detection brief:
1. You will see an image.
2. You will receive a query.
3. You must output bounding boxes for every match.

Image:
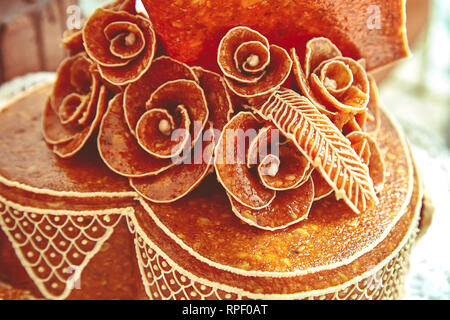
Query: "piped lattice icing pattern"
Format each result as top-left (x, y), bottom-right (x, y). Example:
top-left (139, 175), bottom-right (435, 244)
top-left (0, 199), bottom-right (129, 300)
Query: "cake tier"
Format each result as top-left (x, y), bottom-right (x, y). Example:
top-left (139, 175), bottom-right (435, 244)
top-left (0, 84), bottom-right (423, 300)
top-left (0, 84), bottom-right (145, 300)
top-left (131, 105), bottom-right (422, 299)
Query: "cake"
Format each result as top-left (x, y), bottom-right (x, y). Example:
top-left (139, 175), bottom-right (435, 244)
top-left (0, 0), bottom-right (77, 84)
top-left (0, 0), bottom-right (433, 300)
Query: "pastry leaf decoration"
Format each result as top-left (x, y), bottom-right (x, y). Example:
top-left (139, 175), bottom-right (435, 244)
top-left (253, 88), bottom-right (378, 213)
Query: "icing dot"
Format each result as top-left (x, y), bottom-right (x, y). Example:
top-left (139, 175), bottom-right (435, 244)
top-left (200, 285), bottom-right (206, 290)
top-left (38, 267), bottom-right (45, 273)
top-left (153, 265), bottom-right (159, 271)
top-left (77, 217), bottom-right (84, 222)
top-left (153, 292), bottom-right (159, 298)
top-left (161, 261), bottom-right (167, 268)
top-left (225, 294), bottom-right (232, 299)
top-left (30, 214), bottom-right (37, 219)
top-left (246, 54), bottom-right (260, 67)
top-left (51, 283), bottom-right (59, 289)
top-left (35, 236), bottom-right (42, 242)
top-left (169, 280), bottom-right (175, 285)
top-left (45, 225), bottom-right (51, 231)
top-left (161, 285), bottom-right (167, 290)
top-left (26, 251), bottom-right (34, 258)
top-left (14, 233), bottom-right (21, 239)
top-left (180, 276), bottom-right (187, 282)
top-left (5, 218), bottom-right (10, 223)
top-left (59, 241), bottom-right (66, 247)
top-left (92, 226), bottom-right (98, 232)
top-left (54, 217), bottom-right (60, 222)
top-left (146, 272), bottom-right (152, 279)
top-left (50, 252), bottom-right (56, 258)
top-left (81, 239), bottom-right (88, 245)
top-left (103, 215), bottom-right (111, 223)
top-left (73, 252), bottom-right (80, 258)
top-left (158, 119), bottom-right (172, 136)
top-left (190, 291), bottom-right (197, 297)
top-left (23, 221), bottom-right (29, 227)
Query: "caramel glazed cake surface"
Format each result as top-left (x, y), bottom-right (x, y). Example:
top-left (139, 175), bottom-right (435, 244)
top-left (0, 0), bottom-right (432, 300)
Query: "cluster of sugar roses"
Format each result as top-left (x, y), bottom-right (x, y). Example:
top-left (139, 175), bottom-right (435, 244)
top-left (43, 0), bottom-right (384, 230)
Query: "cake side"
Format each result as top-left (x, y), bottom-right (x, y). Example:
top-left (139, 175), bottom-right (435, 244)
top-left (129, 158), bottom-right (422, 299)
top-left (0, 85), bottom-right (144, 300)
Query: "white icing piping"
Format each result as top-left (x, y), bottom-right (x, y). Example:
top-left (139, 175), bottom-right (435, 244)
top-left (0, 197), bottom-right (135, 300)
top-left (0, 176), bottom-right (137, 199)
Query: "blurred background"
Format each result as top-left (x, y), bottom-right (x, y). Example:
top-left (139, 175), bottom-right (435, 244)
top-left (0, 0), bottom-right (449, 299)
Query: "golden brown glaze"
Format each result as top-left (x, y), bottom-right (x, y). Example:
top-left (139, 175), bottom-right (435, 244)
top-left (141, 0), bottom-right (409, 71)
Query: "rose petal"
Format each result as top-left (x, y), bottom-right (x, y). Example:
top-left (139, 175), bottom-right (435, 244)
top-left (291, 47), bottom-right (336, 118)
top-left (98, 93), bottom-right (175, 177)
top-left (246, 125), bottom-right (277, 168)
top-left (310, 170), bottom-right (333, 200)
top-left (214, 112), bottom-right (276, 209)
top-left (218, 26), bottom-right (270, 84)
top-left (310, 57), bottom-right (370, 113)
top-left (363, 76), bottom-right (381, 134)
top-left (61, 29), bottom-right (84, 55)
top-left (58, 93), bottom-right (89, 125)
top-left (347, 132), bottom-right (385, 193)
top-left (235, 41), bottom-right (270, 75)
top-left (258, 142), bottom-right (312, 191)
top-left (304, 37), bottom-right (342, 76)
top-left (228, 177), bottom-right (314, 231)
top-left (192, 67), bottom-right (234, 131)
top-left (224, 45), bottom-right (292, 98)
top-left (136, 106), bottom-right (191, 159)
top-left (124, 56), bottom-right (197, 135)
top-left (105, 21), bottom-right (146, 60)
top-left (145, 80), bottom-right (209, 151)
top-left (318, 60), bottom-right (353, 96)
top-left (130, 126), bottom-right (215, 203)
top-left (106, 0), bottom-right (137, 14)
top-left (51, 53), bottom-right (96, 115)
top-left (83, 8), bottom-right (156, 85)
top-left (43, 99), bottom-right (79, 145)
top-left (53, 86), bottom-right (108, 158)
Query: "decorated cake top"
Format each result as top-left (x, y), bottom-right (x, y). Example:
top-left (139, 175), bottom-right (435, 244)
top-left (42, 0), bottom-right (408, 230)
